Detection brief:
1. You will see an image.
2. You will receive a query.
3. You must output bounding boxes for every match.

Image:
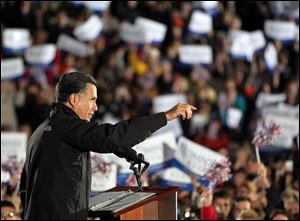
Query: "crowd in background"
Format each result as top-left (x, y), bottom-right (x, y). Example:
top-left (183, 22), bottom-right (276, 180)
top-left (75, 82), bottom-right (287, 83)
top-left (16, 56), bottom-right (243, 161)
top-left (1, 1), bottom-right (299, 220)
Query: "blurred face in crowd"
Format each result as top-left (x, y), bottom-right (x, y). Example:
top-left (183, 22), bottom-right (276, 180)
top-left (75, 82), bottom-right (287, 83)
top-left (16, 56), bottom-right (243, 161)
top-left (233, 171), bottom-right (247, 187)
top-left (234, 200), bottom-right (251, 218)
top-left (68, 83), bottom-right (98, 122)
top-left (1, 206), bottom-right (21, 220)
top-left (213, 197), bottom-right (232, 218)
top-left (225, 79), bottom-right (237, 102)
top-left (272, 213), bottom-right (289, 220)
top-left (284, 200), bottom-right (299, 219)
top-left (225, 79), bottom-right (236, 93)
top-left (286, 81), bottom-right (299, 105)
top-left (236, 183), bottom-right (251, 198)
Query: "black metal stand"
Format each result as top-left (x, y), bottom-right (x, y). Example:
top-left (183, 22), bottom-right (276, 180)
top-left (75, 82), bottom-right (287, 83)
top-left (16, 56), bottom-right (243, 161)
top-left (129, 154), bottom-right (149, 192)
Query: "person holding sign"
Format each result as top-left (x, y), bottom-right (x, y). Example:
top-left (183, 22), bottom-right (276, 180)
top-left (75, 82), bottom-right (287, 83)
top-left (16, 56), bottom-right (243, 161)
top-left (19, 71), bottom-right (197, 220)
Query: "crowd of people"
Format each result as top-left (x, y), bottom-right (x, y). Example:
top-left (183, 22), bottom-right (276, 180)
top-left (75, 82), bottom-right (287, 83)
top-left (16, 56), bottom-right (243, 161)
top-left (1, 1), bottom-right (299, 220)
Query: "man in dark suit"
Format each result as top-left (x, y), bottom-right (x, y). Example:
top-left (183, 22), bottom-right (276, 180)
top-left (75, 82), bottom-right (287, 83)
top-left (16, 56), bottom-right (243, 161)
top-left (20, 71), bottom-right (196, 220)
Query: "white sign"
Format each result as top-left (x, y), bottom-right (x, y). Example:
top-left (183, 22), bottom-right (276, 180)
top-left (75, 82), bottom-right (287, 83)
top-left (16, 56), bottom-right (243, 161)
top-left (265, 116), bottom-right (299, 138)
top-left (229, 30), bottom-right (266, 62)
top-left (152, 94), bottom-right (187, 137)
top-left (188, 11), bottom-right (212, 35)
top-left (255, 92), bottom-right (286, 109)
top-left (120, 22), bottom-right (145, 44)
top-left (153, 119), bottom-right (183, 138)
top-left (193, 1), bottom-right (218, 15)
top-left (74, 15), bottom-right (103, 42)
top-left (3, 28), bottom-right (31, 52)
top-left (91, 162), bottom-right (117, 192)
top-left (158, 167), bottom-right (191, 184)
top-left (250, 30), bottom-right (266, 52)
top-left (264, 43), bottom-right (278, 72)
top-left (153, 94), bottom-right (187, 113)
top-left (190, 113), bottom-right (208, 134)
top-left (269, 1), bottom-right (299, 20)
top-left (57, 34), bottom-right (95, 57)
top-left (134, 132), bottom-right (177, 169)
top-left (260, 102), bottom-right (299, 148)
top-left (25, 44), bottom-right (56, 66)
top-left (1, 58), bottom-right (25, 80)
top-left (82, 1), bottom-right (111, 13)
top-left (261, 103), bottom-right (299, 119)
top-left (174, 137), bottom-right (225, 176)
top-left (264, 20), bottom-right (297, 42)
top-left (264, 115), bottom-right (299, 148)
top-left (1, 132), bottom-right (27, 160)
top-left (226, 107), bottom-right (242, 129)
top-left (229, 31), bottom-right (253, 62)
top-left (1, 132), bottom-right (27, 181)
top-left (95, 153), bottom-right (131, 173)
top-left (179, 45), bottom-right (212, 65)
top-left (135, 17), bottom-right (167, 45)
top-left (200, 1), bottom-right (218, 10)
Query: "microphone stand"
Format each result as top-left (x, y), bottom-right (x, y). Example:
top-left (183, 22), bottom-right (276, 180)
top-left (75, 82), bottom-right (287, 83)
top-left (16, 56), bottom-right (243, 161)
top-left (129, 154), bottom-right (150, 192)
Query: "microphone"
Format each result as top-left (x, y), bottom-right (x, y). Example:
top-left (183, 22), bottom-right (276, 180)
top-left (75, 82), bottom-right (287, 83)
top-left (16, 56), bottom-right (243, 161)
top-left (136, 153), bottom-right (149, 165)
top-left (137, 153), bottom-right (150, 175)
top-left (115, 149), bottom-right (150, 173)
top-left (116, 149), bottom-right (150, 191)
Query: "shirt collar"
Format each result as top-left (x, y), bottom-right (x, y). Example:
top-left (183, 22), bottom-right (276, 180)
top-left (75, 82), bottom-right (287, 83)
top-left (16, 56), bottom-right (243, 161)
top-left (50, 102), bottom-right (80, 119)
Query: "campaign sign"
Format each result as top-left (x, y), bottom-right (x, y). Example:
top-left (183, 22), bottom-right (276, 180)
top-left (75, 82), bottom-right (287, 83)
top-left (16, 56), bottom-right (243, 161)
top-left (81, 1), bottom-right (111, 13)
top-left (264, 20), bottom-right (297, 44)
top-left (172, 137), bottom-right (225, 176)
top-left (152, 94), bottom-right (187, 137)
top-left (229, 31), bottom-right (253, 62)
top-left (3, 28), bottom-right (31, 54)
top-left (1, 58), bottom-right (25, 81)
top-left (1, 132), bottom-right (27, 182)
top-left (133, 132), bottom-right (177, 174)
top-left (91, 153), bottom-right (117, 192)
top-left (158, 167), bottom-right (194, 191)
top-left (120, 22), bottom-right (145, 44)
top-left (135, 17), bottom-right (167, 46)
top-left (25, 44), bottom-right (56, 67)
top-left (188, 11), bottom-right (212, 35)
top-left (255, 92), bottom-right (286, 109)
top-left (179, 45), bottom-right (212, 65)
top-left (57, 34), bottom-right (95, 57)
top-left (73, 15), bottom-right (103, 42)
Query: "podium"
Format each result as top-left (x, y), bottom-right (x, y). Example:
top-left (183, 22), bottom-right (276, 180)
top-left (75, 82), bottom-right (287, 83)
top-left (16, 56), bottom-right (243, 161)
top-left (88, 186), bottom-right (179, 220)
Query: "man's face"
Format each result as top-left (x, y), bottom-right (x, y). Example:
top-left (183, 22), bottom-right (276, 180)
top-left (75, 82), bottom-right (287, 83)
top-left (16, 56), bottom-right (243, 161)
top-left (73, 83), bottom-right (98, 121)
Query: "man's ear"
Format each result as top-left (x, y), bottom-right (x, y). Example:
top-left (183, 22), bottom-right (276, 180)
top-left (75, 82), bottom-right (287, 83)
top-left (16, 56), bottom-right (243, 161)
top-left (69, 94), bottom-right (79, 106)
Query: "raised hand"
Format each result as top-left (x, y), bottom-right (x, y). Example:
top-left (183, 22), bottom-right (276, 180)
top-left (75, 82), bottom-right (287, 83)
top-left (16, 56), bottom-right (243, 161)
top-left (165, 103), bottom-right (197, 121)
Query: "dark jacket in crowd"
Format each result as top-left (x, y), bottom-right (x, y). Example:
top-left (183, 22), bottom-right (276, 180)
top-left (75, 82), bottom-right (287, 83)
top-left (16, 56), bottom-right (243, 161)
top-left (20, 102), bottom-right (167, 220)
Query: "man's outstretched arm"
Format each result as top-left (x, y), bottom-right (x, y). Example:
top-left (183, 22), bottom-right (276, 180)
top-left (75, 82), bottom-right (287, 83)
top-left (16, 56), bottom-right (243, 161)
top-left (61, 103), bottom-right (197, 153)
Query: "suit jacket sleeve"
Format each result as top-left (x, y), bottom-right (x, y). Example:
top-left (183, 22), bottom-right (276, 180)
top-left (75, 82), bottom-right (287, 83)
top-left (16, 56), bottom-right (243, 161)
top-left (59, 112), bottom-right (167, 154)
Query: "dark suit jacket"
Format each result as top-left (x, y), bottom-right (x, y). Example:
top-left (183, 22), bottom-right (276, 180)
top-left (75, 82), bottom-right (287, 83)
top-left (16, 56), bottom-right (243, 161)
top-left (20, 102), bottom-right (167, 220)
